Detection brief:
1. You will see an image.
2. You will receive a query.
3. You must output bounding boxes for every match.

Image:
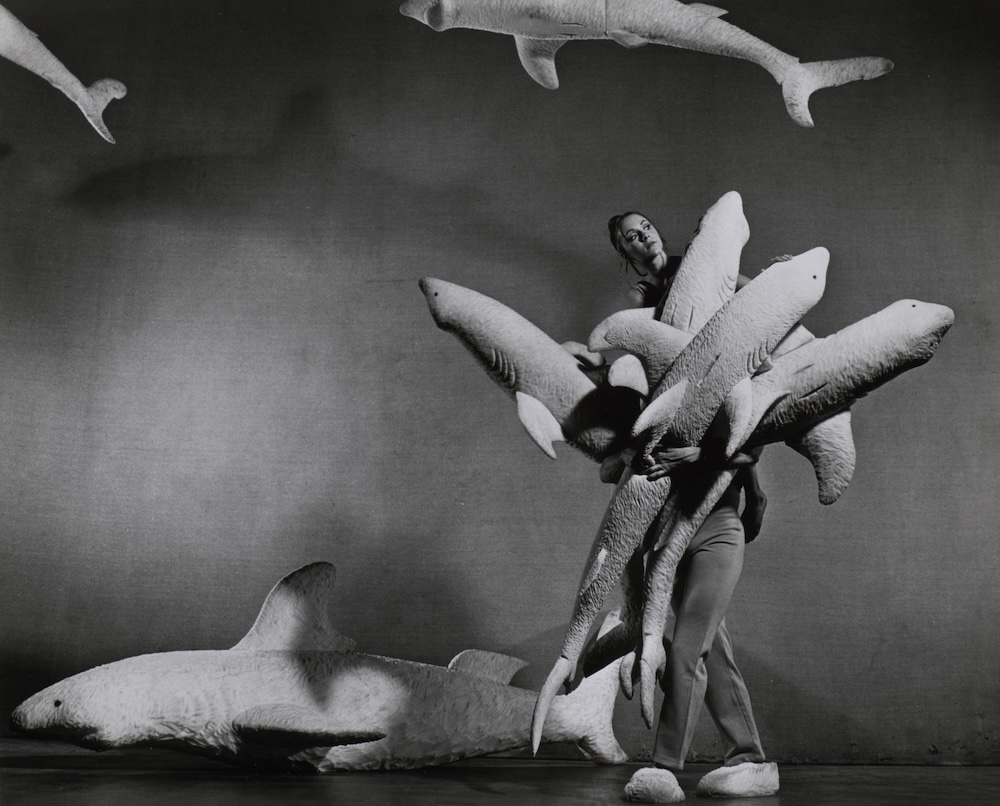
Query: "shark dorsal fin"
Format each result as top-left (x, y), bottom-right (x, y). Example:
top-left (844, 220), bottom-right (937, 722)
top-left (608, 354), bottom-right (650, 396)
top-left (514, 36), bottom-right (565, 89)
top-left (688, 3), bottom-right (729, 18)
top-left (448, 649), bottom-right (529, 684)
top-left (631, 379), bottom-right (690, 445)
top-left (232, 562), bottom-right (357, 652)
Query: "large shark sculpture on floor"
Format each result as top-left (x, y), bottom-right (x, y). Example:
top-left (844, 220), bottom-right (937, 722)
top-left (399, 0), bottom-right (893, 127)
top-left (419, 191), bottom-right (954, 749)
top-left (11, 562), bottom-right (629, 771)
top-left (0, 4), bottom-right (126, 143)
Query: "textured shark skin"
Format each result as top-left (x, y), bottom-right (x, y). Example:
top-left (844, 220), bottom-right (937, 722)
top-left (588, 299), bottom-right (954, 721)
top-left (631, 248), bottom-right (828, 460)
top-left (589, 190), bottom-right (749, 390)
top-left (529, 248), bottom-right (827, 746)
top-left (398, 0), bottom-right (893, 127)
top-left (420, 277), bottom-right (639, 461)
top-left (0, 4), bottom-right (126, 143)
top-left (415, 192), bottom-right (954, 751)
top-left (10, 563), bottom-right (629, 771)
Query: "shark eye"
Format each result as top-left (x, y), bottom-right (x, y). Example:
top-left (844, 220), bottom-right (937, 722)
top-left (53, 700), bottom-right (62, 708)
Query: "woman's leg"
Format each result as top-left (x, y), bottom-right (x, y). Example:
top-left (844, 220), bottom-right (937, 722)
top-left (704, 619), bottom-right (766, 765)
top-left (652, 504), bottom-right (748, 770)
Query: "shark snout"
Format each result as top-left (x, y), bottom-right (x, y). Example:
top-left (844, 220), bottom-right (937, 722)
top-left (419, 276), bottom-right (452, 326)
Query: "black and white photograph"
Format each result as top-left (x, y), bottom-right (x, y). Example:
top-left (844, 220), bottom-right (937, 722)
top-left (0, 2), bottom-right (997, 804)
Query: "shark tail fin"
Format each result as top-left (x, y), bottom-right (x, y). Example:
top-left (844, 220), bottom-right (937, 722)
top-left (557, 611), bottom-right (629, 764)
top-left (781, 57), bottom-right (893, 128)
top-left (79, 78), bottom-right (127, 143)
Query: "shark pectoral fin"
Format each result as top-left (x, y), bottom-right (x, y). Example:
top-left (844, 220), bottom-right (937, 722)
top-left (608, 31), bottom-right (648, 48)
top-left (233, 562), bottom-right (358, 653)
top-left (233, 704), bottom-right (386, 748)
top-left (721, 377), bottom-right (754, 458)
top-left (631, 379), bottom-right (689, 442)
top-left (787, 410), bottom-right (856, 505)
top-left (516, 391), bottom-right (564, 459)
top-left (514, 36), bottom-right (565, 89)
top-left (448, 650), bottom-right (529, 684)
top-left (608, 355), bottom-right (649, 396)
top-left (687, 3), bottom-right (729, 17)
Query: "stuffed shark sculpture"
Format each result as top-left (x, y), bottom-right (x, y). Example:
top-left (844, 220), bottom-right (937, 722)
top-left (591, 298), bottom-right (957, 719)
top-left (10, 562), bottom-right (629, 771)
top-left (0, 4), bottom-right (126, 143)
top-left (420, 276), bottom-right (640, 461)
top-left (529, 248), bottom-right (828, 743)
top-left (398, 0), bottom-right (893, 127)
top-left (418, 191), bottom-right (954, 748)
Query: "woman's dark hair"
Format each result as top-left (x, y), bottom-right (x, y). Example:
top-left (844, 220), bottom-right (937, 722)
top-left (608, 211), bottom-right (652, 277)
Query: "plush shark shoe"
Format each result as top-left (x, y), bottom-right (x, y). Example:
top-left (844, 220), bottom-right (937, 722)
top-left (624, 767), bottom-right (685, 803)
top-left (695, 761), bottom-right (779, 798)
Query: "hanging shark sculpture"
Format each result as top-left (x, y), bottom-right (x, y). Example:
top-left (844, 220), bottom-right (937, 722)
top-left (398, 0), bottom-right (893, 127)
top-left (0, 4), bottom-right (126, 143)
top-left (10, 562), bottom-right (629, 771)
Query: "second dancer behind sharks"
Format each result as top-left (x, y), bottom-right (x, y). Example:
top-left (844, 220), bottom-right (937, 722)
top-left (399, 0), bottom-right (893, 127)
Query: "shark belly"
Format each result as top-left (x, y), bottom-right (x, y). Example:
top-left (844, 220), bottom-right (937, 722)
top-left (494, 0), bottom-right (605, 38)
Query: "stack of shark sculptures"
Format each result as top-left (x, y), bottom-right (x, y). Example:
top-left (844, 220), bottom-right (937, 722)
top-left (11, 562), bottom-right (630, 771)
top-left (419, 190), bottom-right (955, 750)
top-left (399, 0), bottom-right (893, 128)
top-left (0, 3), bottom-right (126, 143)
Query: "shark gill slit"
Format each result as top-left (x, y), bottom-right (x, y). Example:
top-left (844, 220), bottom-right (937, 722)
top-left (703, 351), bottom-right (723, 377)
top-left (489, 349), bottom-right (517, 390)
top-left (799, 381), bottom-right (830, 401)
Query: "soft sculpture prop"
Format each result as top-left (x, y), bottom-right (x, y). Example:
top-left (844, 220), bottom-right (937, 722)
top-left (0, 3), bottom-right (126, 143)
top-left (418, 191), bottom-right (954, 749)
top-left (11, 562), bottom-right (629, 771)
top-left (399, 0), bottom-right (893, 127)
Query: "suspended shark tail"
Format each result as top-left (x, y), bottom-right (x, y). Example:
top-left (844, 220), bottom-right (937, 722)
top-left (781, 56), bottom-right (893, 128)
top-left (555, 611), bottom-right (629, 765)
top-left (78, 78), bottom-right (127, 144)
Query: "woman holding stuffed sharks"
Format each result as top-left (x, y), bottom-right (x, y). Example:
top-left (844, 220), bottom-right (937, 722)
top-left (607, 210), bottom-right (778, 803)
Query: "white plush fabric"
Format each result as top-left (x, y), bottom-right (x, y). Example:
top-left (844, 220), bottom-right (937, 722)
top-left (696, 761), bottom-right (779, 798)
top-left (624, 767), bottom-right (686, 803)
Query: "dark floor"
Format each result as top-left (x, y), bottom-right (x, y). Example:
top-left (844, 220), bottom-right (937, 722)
top-left (1, 739), bottom-right (998, 805)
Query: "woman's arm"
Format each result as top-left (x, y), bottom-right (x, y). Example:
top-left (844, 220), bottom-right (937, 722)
top-left (738, 464), bottom-right (767, 542)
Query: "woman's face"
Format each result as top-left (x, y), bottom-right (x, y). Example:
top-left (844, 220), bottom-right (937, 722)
top-left (618, 213), bottom-right (667, 272)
